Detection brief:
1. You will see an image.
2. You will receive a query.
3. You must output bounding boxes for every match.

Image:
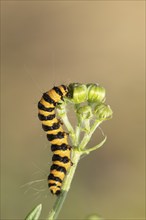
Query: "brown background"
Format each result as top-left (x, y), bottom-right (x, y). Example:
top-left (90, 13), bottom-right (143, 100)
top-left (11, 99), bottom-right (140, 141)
top-left (1, 1), bottom-right (145, 220)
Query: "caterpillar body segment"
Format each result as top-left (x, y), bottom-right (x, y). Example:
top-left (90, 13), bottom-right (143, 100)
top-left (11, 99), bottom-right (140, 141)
top-left (38, 85), bottom-right (72, 195)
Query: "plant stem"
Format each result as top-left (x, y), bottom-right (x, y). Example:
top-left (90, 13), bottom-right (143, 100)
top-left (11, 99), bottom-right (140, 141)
top-left (48, 106), bottom-right (106, 220)
top-left (82, 135), bottom-right (107, 154)
top-left (74, 125), bottom-right (80, 146)
top-left (57, 107), bottom-right (76, 145)
top-left (47, 150), bottom-right (81, 220)
top-left (80, 121), bottom-right (101, 149)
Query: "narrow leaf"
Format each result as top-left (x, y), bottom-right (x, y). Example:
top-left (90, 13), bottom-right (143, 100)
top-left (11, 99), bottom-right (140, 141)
top-left (25, 204), bottom-right (42, 220)
top-left (87, 214), bottom-right (103, 220)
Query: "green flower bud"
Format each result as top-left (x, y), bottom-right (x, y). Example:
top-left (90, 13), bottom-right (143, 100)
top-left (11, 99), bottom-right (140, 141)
top-left (87, 83), bottom-right (106, 103)
top-left (68, 83), bottom-right (88, 104)
top-left (94, 104), bottom-right (113, 121)
top-left (77, 105), bottom-right (93, 120)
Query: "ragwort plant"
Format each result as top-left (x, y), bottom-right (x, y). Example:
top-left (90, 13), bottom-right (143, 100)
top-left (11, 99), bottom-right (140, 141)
top-left (25, 83), bottom-right (113, 220)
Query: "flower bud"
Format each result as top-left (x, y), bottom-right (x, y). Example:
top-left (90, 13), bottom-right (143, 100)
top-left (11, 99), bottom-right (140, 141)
top-left (77, 105), bottom-right (93, 120)
top-left (87, 83), bottom-right (106, 103)
top-left (68, 83), bottom-right (88, 104)
top-left (94, 104), bottom-right (113, 121)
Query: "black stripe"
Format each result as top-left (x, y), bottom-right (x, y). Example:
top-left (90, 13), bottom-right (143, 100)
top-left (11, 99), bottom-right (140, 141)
top-left (47, 132), bottom-right (65, 141)
top-left (42, 122), bottom-right (60, 131)
top-left (38, 102), bottom-right (54, 112)
top-left (48, 173), bottom-right (62, 183)
top-left (50, 164), bottom-right (67, 174)
top-left (55, 190), bottom-right (61, 195)
top-left (53, 87), bottom-right (63, 97)
top-left (61, 85), bottom-right (68, 92)
top-left (48, 183), bottom-right (61, 188)
top-left (48, 183), bottom-right (56, 187)
top-left (51, 144), bottom-right (68, 151)
top-left (52, 154), bottom-right (70, 163)
top-left (38, 113), bottom-right (55, 121)
top-left (43, 93), bottom-right (56, 105)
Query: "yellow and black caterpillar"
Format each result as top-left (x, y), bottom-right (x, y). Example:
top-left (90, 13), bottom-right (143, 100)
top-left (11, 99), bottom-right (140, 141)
top-left (38, 85), bottom-right (72, 195)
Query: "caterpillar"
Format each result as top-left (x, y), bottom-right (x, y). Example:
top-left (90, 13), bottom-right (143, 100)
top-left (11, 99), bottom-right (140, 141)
top-left (38, 85), bottom-right (72, 195)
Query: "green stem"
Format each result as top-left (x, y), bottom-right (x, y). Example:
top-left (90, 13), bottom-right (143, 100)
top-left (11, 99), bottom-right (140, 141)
top-left (82, 135), bottom-right (107, 154)
top-left (74, 125), bottom-right (80, 146)
top-left (48, 106), bottom-right (105, 220)
top-left (80, 121), bottom-right (101, 149)
top-left (57, 107), bottom-right (75, 145)
top-left (47, 150), bottom-right (81, 220)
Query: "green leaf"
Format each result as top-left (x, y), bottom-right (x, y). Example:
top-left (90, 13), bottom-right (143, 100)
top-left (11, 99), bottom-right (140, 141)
top-left (25, 204), bottom-right (42, 220)
top-left (87, 214), bottom-right (103, 220)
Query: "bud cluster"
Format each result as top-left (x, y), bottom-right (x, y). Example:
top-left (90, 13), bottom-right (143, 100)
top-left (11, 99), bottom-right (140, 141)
top-left (68, 83), bottom-right (113, 122)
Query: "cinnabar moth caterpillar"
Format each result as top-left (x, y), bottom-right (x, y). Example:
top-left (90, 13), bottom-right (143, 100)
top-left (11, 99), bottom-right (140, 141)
top-left (38, 85), bottom-right (72, 195)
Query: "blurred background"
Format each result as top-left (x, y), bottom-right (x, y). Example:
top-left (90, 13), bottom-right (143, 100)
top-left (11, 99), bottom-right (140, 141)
top-left (1, 1), bottom-right (145, 220)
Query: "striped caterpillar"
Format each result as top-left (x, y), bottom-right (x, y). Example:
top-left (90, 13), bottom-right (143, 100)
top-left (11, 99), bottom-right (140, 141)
top-left (38, 85), bottom-right (72, 195)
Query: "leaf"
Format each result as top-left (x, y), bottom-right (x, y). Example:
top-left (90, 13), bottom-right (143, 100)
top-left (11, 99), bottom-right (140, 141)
top-left (25, 204), bottom-right (42, 220)
top-left (87, 214), bottom-right (103, 220)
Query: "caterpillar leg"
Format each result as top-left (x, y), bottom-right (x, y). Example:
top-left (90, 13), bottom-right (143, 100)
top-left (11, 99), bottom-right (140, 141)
top-left (67, 145), bottom-right (72, 150)
top-left (58, 119), bottom-right (63, 125)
